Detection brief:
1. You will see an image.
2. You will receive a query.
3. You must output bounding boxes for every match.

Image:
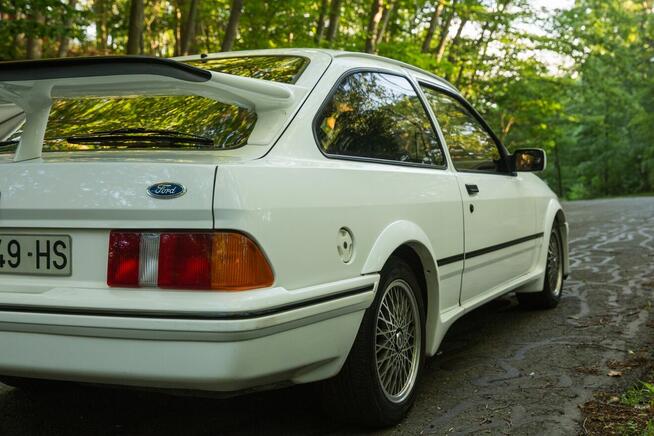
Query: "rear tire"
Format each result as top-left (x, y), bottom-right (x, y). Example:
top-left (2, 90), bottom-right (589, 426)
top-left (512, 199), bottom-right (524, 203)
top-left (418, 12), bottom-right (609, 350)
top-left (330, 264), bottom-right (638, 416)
top-left (321, 256), bottom-right (426, 428)
top-left (517, 224), bottom-right (564, 309)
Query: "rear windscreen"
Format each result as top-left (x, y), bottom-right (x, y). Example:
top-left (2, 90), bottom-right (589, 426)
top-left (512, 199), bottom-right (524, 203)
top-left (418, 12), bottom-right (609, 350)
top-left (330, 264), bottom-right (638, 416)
top-left (0, 55), bottom-right (310, 154)
top-left (2, 95), bottom-right (256, 153)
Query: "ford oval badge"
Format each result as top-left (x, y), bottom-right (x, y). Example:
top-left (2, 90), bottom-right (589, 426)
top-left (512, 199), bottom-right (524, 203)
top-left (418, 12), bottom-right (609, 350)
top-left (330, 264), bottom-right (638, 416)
top-left (147, 182), bottom-right (186, 199)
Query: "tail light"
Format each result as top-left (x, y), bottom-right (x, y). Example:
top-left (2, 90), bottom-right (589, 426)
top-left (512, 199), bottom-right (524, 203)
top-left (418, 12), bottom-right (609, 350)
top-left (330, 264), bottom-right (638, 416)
top-left (107, 231), bottom-right (274, 291)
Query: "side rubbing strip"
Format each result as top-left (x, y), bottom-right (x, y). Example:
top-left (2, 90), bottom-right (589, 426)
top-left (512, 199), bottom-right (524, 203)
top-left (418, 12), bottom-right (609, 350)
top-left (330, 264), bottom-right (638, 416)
top-left (465, 233), bottom-right (544, 260)
top-left (436, 253), bottom-right (465, 266)
top-left (0, 285), bottom-right (374, 321)
top-left (437, 233), bottom-right (544, 266)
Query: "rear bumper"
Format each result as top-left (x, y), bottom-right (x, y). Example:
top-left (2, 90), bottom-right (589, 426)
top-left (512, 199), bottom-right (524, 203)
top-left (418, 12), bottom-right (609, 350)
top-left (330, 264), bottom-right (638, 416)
top-left (0, 276), bottom-right (377, 392)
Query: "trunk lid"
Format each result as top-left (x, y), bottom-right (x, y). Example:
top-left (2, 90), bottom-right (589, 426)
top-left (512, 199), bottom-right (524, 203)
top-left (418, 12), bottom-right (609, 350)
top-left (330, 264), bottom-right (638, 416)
top-left (0, 154), bottom-right (219, 229)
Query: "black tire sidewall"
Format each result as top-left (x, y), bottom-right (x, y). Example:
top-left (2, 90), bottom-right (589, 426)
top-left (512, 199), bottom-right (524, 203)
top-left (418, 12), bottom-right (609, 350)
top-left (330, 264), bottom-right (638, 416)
top-left (543, 225), bottom-right (563, 304)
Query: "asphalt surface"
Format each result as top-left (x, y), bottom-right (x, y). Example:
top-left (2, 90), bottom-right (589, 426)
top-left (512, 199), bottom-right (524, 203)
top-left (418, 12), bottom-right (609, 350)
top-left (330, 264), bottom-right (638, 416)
top-left (1, 197), bottom-right (653, 435)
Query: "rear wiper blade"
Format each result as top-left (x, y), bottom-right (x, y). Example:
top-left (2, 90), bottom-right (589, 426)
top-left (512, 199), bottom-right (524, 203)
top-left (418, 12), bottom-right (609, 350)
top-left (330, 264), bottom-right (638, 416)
top-left (66, 128), bottom-right (214, 147)
top-left (88, 128), bottom-right (212, 140)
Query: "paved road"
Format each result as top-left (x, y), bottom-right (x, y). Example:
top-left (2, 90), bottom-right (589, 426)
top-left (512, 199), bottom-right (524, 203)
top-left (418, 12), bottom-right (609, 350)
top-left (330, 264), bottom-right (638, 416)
top-left (1, 197), bottom-right (653, 435)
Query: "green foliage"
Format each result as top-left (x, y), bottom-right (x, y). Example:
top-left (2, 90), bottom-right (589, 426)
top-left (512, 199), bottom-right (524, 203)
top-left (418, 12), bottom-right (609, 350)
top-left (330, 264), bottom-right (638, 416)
top-left (621, 380), bottom-right (654, 408)
top-left (0, 0), bottom-right (652, 199)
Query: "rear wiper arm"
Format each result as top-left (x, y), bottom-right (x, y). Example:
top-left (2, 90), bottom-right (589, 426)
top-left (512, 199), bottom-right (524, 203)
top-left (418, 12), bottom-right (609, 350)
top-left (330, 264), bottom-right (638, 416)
top-left (66, 128), bottom-right (214, 147)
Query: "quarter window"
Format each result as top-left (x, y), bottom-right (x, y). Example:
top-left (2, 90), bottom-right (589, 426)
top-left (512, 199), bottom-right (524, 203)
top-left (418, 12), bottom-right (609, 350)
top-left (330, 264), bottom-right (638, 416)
top-left (316, 72), bottom-right (445, 167)
top-left (422, 86), bottom-right (506, 173)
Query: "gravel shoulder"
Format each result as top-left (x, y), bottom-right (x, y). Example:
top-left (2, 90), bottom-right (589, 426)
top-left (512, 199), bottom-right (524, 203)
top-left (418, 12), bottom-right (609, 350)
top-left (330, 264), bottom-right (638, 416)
top-left (1, 197), bottom-right (653, 435)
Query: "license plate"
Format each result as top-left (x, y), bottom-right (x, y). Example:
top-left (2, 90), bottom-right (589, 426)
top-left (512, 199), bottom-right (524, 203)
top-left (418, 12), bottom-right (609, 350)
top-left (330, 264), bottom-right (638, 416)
top-left (0, 235), bottom-right (72, 276)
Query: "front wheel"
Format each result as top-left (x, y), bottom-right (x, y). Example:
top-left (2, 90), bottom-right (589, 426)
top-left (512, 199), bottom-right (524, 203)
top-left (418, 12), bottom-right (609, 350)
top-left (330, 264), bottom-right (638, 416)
top-left (517, 224), bottom-right (564, 309)
top-left (321, 256), bottom-right (425, 427)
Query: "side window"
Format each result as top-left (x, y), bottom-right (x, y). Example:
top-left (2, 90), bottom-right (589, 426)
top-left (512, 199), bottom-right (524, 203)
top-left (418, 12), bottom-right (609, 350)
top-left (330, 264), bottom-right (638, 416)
top-left (315, 72), bottom-right (445, 167)
top-left (421, 86), bottom-right (506, 173)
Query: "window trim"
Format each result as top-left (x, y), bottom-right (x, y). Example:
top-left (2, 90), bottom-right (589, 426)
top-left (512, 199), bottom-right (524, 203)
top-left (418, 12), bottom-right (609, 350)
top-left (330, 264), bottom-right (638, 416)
top-left (312, 68), bottom-right (448, 171)
top-left (419, 81), bottom-right (515, 176)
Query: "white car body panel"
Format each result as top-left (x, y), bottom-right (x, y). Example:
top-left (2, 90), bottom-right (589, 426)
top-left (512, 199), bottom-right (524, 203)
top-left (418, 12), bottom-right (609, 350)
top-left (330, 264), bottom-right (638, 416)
top-left (0, 49), bottom-right (568, 393)
top-left (455, 171), bottom-right (538, 303)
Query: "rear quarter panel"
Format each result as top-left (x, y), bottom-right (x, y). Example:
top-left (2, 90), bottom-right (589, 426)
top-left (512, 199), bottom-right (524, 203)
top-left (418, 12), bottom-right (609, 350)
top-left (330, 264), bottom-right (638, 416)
top-left (212, 55), bottom-right (467, 347)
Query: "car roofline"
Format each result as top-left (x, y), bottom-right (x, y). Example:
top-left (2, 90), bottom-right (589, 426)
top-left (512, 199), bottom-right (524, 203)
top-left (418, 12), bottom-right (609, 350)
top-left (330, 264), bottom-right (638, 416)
top-left (172, 48), bottom-right (459, 94)
top-left (331, 51), bottom-right (459, 93)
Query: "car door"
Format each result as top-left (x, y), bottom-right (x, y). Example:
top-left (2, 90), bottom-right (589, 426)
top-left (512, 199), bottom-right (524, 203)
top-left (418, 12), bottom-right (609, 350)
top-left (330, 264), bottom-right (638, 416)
top-left (420, 85), bottom-right (538, 304)
top-left (310, 68), bottom-right (465, 314)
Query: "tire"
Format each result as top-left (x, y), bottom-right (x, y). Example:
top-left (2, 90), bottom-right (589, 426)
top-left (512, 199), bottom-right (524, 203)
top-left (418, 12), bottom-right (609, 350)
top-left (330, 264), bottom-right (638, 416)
top-left (321, 256), bottom-right (426, 428)
top-left (517, 223), bottom-right (564, 309)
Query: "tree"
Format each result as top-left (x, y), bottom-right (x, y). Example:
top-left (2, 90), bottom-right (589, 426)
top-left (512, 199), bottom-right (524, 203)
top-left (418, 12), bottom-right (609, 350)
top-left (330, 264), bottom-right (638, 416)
top-left (422, 0), bottom-right (445, 52)
top-left (180, 0), bottom-right (200, 54)
top-left (326, 0), bottom-right (342, 46)
top-left (364, 0), bottom-right (384, 53)
top-left (25, 10), bottom-right (44, 59)
top-left (127, 0), bottom-right (144, 54)
top-left (221, 0), bottom-right (243, 52)
top-left (58, 0), bottom-right (78, 57)
top-left (315, 0), bottom-right (329, 43)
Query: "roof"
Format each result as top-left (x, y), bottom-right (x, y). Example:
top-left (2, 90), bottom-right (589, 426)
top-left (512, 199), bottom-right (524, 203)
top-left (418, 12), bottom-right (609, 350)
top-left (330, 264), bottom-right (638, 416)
top-left (172, 48), bottom-right (459, 93)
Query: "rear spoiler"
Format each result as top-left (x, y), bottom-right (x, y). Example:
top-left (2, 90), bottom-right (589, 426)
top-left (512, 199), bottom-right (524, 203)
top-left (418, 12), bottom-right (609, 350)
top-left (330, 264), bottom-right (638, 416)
top-left (0, 56), bottom-right (307, 161)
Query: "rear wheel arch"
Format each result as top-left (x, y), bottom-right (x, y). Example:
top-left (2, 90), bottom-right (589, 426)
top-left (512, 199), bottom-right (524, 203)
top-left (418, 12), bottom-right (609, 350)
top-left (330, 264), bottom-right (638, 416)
top-left (361, 221), bottom-right (440, 356)
top-left (390, 244), bottom-right (432, 321)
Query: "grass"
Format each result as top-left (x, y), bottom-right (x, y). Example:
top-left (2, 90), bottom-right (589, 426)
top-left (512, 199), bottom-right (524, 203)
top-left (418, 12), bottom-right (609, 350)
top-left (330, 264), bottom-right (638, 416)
top-left (621, 381), bottom-right (654, 408)
top-left (581, 359), bottom-right (654, 435)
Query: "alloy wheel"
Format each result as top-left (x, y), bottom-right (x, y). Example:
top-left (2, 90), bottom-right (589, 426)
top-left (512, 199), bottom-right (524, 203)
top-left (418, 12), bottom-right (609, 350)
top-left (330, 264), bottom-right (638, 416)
top-left (374, 279), bottom-right (422, 404)
top-left (547, 232), bottom-right (563, 297)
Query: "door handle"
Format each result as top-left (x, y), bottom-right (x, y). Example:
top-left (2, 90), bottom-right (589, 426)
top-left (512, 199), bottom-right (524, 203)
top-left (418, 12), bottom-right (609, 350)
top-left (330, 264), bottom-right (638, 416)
top-left (466, 184), bottom-right (479, 195)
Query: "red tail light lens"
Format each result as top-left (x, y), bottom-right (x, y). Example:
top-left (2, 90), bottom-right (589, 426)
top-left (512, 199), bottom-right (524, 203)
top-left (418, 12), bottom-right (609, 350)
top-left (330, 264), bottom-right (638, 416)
top-left (107, 231), bottom-right (274, 291)
top-left (158, 233), bottom-right (212, 289)
top-left (107, 232), bottom-right (141, 287)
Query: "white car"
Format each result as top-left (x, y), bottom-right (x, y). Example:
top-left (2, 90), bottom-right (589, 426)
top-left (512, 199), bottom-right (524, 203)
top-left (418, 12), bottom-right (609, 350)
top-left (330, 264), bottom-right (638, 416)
top-left (0, 49), bottom-right (568, 426)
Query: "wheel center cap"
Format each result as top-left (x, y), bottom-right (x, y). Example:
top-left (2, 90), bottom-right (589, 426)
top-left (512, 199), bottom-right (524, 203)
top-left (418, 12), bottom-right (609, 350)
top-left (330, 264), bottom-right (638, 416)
top-left (394, 330), bottom-right (403, 350)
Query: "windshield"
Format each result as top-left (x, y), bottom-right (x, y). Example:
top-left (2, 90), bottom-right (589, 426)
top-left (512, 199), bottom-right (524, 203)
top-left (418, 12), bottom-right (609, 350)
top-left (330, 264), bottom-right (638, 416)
top-left (1, 55), bottom-right (309, 154)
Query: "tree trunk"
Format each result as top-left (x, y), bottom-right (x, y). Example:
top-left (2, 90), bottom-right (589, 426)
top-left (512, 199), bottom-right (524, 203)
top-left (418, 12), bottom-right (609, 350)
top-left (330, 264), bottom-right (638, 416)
top-left (326, 0), bottom-right (343, 47)
top-left (26, 11), bottom-right (44, 59)
top-left (446, 16), bottom-right (467, 64)
top-left (126, 0), bottom-right (144, 54)
top-left (467, 1), bottom-right (509, 86)
top-left (421, 0), bottom-right (445, 53)
top-left (221, 0), bottom-right (243, 52)
top-left (180, 0), bottom-right (200, 54)
top-left (315, 0), bottom-right (329, 43)
top-left (58, 0), bottom-right (77, 57)
top-left (94, 0), bottom-right (109, 54)
top-left (434, 0), bottom-right (458, 62)
top-left (173, 0), bottom-right (182, 56)
top-left (554, 142), bottom-right (563, 197)
top-left (375, 1), bottom-right (394, 46)
top-left (364, 0), bottom-right (384, 53)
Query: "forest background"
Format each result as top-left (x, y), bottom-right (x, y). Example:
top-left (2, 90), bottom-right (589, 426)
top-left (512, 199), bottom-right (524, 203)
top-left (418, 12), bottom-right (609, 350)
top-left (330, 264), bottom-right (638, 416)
top-left (0, 0), bottom-right (652, 199)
